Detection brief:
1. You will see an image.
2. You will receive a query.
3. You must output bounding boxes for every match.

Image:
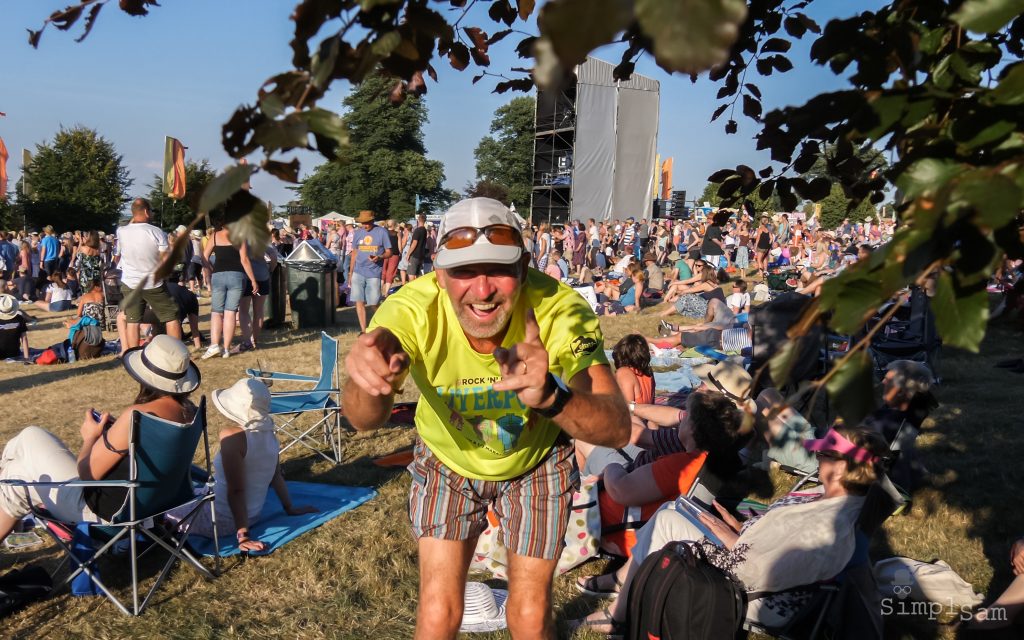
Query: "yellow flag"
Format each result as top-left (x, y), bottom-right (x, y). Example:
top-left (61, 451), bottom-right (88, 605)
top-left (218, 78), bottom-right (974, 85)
top-left (163, 136), bottom-right (186, 199)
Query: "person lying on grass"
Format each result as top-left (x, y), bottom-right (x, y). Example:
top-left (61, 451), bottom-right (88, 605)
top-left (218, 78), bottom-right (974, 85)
top-left (168, 378), bottom-right (317, 553)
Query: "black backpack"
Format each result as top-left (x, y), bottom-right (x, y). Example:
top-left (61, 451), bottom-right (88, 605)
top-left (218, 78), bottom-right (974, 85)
top-left (625, 541), bottom-right (746, 640)
top-left (0, 566), bottom-right (52, 619)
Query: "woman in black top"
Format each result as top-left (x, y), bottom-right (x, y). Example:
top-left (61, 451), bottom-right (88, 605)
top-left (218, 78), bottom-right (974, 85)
top-left (0, 336), bottom-right (199, 543)
top-left (755, 216), bottom-right (774, 275)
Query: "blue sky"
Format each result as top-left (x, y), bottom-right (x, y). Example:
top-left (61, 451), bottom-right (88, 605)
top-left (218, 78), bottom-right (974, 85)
top-left (1, 0), bottom-right (879, 215)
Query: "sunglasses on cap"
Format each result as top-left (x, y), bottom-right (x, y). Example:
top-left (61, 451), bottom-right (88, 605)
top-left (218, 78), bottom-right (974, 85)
top-left (440, 225), bottom-right (522, 250)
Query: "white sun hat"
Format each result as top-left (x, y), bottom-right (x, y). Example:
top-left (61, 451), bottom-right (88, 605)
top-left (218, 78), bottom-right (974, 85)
top-left (459, 582), bottom-right (508, 633)
top-left (0, 294), bottom-right (20, 321)
top-left (211, 378), bottom-right (274, 430)
top-left (122, 334), bottom-right (201, 394)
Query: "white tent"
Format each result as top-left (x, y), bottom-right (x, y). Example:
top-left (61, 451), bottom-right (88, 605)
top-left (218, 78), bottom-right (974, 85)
top-left (312, 211), bottom-right (355, 229)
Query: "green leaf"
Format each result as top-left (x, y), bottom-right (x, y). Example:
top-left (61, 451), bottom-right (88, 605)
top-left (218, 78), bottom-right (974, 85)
top-left (961, 119), bottom-right (1016, 148)
top-left (768, 340), bottom-right (800, 388)
top-left (199, 164), bottom-right (254, 215)
top-left (952, 172), bottom-right (1022, 227)
top-left (259, 93), bottom-right (285, 119)
top-left (303, 108), bottom-right (347, 144)
top-left (311, 36), bottom-right (340, 90)
top-left (932, 270), bottom-right (989, 351)
top-left (895, 158), bottom-right (963, 199)
top-left (953, 0), bottom-right (1024, 34)
top-left (989, 62), bottom-right (1024, 106)
top-left (226, 196), bottom-right (272, 256)
top-left (538, 0), bottom-right (633, 68)
top-left (371, 30), bottom-right (402, 57)
top-left (635, 0), bottom-right (747, 73)
top-left (825, 351), bottom-right (876, 428)
top-left (817, 271), bottom-right (882, 335)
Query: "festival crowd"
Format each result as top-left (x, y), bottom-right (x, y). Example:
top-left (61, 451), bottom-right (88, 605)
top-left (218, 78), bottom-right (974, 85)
top-left (1, 195), bottom-right (1023, 638)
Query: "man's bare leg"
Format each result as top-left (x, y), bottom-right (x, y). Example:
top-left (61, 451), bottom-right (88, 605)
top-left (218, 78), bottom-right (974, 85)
top-left (414, 536), bottom-right (476, 640)
top-left (506, 551), bottom-right (559, 639)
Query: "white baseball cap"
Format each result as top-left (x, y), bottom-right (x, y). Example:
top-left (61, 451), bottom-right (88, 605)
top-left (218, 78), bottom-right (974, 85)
top-left (434, 198), bottom-right (524, 270)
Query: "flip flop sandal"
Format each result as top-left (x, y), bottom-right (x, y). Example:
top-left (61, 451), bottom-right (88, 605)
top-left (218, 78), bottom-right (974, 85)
top-left (575, 572), bottom-right (622, 597)
top-left (569, 605), bottom-right (626, 637)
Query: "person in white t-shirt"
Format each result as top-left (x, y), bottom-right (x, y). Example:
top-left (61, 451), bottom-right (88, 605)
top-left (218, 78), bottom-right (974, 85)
top-left (113, 198), bottom-right (182, 350)
top-left (726, 280), bottom-right (751, 315)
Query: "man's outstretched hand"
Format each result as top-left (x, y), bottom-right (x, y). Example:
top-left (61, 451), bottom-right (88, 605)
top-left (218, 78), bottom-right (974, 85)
top-left (346, 328), bottom-right (410, 397)
top-left (493, 310), bottom-right (553, 410)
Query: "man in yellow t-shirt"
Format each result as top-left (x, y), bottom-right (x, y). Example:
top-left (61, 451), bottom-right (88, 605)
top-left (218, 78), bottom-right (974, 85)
top-left (344, 198), bottom-right (630, 639)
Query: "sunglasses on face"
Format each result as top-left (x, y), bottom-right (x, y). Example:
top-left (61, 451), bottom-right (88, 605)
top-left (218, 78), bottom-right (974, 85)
top-left (440, 225), bottom-right (522, 250)
top-left (815, 450), bottom-right (844, 461)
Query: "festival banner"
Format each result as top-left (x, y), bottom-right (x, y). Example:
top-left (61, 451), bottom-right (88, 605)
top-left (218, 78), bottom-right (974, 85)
top-left (660, 157), bottom-right (674, 201)
top-left (0, 137), bottom-right (8, 200)
top-left (652, 153), bottom-right (661, 198)
top-left (163, 136), bottom-right (186, 199)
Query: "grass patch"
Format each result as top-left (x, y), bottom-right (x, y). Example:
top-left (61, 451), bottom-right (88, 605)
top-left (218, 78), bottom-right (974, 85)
top-left (1, 300), bottom-right (1022, 638)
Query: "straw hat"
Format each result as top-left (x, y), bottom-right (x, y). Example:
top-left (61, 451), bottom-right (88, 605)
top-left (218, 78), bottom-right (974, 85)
top-left (459, 582), bottom-right (508, 633)
top-left (0, 294), bottom-right (20, 321)
top-left (691, 360), bottom-right (754, 411)
top-left (668, 250), bottom-right (681, 261)
top-left (355, 210), bottom-right (376, 224)
top-left (212, 378), bottom-right (273, 429)
top-left (122, 335), bottom-right (201, 394)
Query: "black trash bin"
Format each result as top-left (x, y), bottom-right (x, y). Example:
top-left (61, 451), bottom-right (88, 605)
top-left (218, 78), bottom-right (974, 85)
top-left (284, 239), bottom-right (337, 328)
top-left (263, 263), bottom-right (288, 328)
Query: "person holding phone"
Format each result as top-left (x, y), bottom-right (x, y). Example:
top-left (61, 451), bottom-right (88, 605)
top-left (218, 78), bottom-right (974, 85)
top-left (0, 336), bottom-right (200, 545)
top-left (348, 210), bottom-right (391, 333)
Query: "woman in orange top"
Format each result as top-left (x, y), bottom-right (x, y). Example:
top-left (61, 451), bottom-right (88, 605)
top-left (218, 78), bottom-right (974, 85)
top-left (575, 391), bottom-right (741, 596)
top-left (612, 334), bottom-right (654, 405)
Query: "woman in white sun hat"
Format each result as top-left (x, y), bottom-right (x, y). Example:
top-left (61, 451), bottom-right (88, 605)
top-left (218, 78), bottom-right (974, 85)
top-left (0, 334), bottom-right (200, 545)
top-left (169, 377), bottom-right (316, 553)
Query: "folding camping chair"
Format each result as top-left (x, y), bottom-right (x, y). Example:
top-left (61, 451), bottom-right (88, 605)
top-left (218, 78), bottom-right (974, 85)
top-left (0, 398), bottom-right (219, 616)
top-left (743, 473), bottom-right (905, 640)
top-left (865, 287), bottom-right (941, 381)
top-left (247, 331), bottom-right (343, 464)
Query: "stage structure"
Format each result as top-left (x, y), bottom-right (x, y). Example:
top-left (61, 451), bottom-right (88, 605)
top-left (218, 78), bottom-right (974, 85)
top-left (531, 57), bottom-right (660, 225)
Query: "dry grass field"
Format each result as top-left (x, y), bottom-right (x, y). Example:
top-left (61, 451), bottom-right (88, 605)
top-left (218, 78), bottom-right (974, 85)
top-left (1, 293), bottom-right (1022, 639)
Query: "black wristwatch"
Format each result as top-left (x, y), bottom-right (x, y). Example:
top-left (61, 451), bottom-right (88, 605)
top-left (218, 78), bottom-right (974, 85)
top-left (536, 373), bottom-right (573, 419)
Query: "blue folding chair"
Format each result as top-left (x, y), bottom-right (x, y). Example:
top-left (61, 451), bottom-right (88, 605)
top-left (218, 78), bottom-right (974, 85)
top-left (0, 398), bottom-right (219, 616)
top-left (248, 332), bottom-right (343, 464)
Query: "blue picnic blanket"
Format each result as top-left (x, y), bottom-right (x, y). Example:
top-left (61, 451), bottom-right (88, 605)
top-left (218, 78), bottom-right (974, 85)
top-left (190, 481), bottom-right (377, 557)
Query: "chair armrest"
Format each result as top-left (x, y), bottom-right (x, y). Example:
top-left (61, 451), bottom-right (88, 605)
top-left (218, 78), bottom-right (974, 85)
top-left (0, 479), bottom-right (140, 489)
top-left (269, 388), bottom-right (340, 397)
top-left (245, 369), bottom-right (319, 383)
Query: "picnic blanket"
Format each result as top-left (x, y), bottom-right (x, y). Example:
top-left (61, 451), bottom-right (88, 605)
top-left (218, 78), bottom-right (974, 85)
top-left (190, 481), bottom-right (377, 557)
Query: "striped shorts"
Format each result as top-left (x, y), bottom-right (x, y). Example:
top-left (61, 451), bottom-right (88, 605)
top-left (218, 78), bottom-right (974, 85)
top-left (408, 439), bottom-right (576, 560)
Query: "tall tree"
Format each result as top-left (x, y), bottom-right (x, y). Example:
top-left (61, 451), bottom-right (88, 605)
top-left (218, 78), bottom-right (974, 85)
top-left (815, 184), bottom-right (879, 231)
top-left (147, 160), bottom-right (218, 231)
top-left (21, 126), bottom-right (131, 232)
top-left (473, 96), bottom-right (536, 209)
top-left (300, 71), bottom-right (446, 217)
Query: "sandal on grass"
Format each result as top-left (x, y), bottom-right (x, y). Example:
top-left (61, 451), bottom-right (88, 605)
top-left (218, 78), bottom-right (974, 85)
top-left (569, 604), bottom-right (626, 638)
top-left (576, 572), bottom-right (622, 597)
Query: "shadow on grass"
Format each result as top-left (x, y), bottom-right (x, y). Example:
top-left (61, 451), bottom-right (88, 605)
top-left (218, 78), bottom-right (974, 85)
top-left (0, 356), bottom-right (123, 394)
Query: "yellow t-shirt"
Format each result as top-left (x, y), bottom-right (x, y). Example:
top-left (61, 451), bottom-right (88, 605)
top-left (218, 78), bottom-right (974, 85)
top-left (369, 269), bottom-right (608, 481)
